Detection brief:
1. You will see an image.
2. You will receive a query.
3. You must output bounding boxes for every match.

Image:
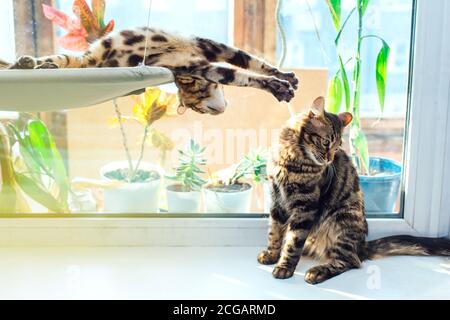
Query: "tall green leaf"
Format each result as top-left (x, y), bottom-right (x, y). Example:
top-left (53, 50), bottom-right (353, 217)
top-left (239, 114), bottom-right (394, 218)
top-left (358, 0), bottom-right (370, 16)
top-left (338, 56), bottom-right (351, 112)
top-left (326, 0), bottom-right (341, 31)
top-left (376, 40), bottom-right (390, 113)
top-left (15, 173), bottom-right (67, 213)
top-left (8, 123), bottom-right (45, 183)
top-left (27, 120), bottom-right (69, 204)
top-left (327, 74), bottom-right (343, 114)
top-left (335, 7), bottom-right (356, 45)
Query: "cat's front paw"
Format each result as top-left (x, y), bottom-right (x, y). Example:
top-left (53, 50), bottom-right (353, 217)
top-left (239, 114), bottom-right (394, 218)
top-left (305, 266), bottom-right (331, 285)
top-left (257, 250), bottom-right (279, 265)
top-left (9, 56), bottom-right (37, 69)
top-left (36, 62), bottom-right (59, 69)
top-left (278, 72), bottom-right (299, 90)
top-left (263, 77), bottom-right (295, 103)
top-left (272, 266), bottom-right (295, 279)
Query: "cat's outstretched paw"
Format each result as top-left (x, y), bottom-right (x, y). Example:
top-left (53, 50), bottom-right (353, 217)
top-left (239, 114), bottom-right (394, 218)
top-left (278, 72), bottom-right (299, 90)
top-left (272, 266), bottom-right (295, 279)
top-left (304, 266), bottom-right (331, 285)
top-left (263, 77), bottom-right (295, 103)
top-left (36, 62), bottom-right (59, 69)
top-left (257, 250), bottom-right (279, 265)
top-left (9, 56), bottom-right (37, 69)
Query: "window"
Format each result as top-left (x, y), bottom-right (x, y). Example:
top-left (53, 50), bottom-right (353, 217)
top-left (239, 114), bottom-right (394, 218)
top-left (279, 0), bottom-right (414, 216)
top-left (56, 0), bottom-right (232, 44)
top-left (0, 0), bottom-right (417, 218)
top-left (0, 0), bottom-right (17, 120)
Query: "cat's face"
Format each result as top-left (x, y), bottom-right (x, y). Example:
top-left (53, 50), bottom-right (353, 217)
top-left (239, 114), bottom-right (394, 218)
top-left (288, 97), bottom-right (353, 166)
top-left (175, 76), bottom-right (226, 115)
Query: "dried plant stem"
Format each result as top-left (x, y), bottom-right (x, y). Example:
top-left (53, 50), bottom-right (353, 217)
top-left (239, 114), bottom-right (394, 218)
top-left (113, 99), bottom-right (134, 181)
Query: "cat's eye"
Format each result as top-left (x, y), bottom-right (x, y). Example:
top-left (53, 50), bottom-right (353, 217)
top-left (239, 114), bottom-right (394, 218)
top-left (322, 139), bottom-right (331, 147)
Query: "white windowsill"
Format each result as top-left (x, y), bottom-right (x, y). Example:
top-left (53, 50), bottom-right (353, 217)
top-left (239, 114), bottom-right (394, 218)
top-left (0, 218), bottom-right (417, 247)
top-left (0, 246), bottom-right (448, 299)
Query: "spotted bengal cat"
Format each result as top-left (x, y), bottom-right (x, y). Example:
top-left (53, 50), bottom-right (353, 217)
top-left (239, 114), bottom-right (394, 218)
top-left (259, 97), bottom-right (450, 284)
top-left (6, 27), bottom-right (299, 115)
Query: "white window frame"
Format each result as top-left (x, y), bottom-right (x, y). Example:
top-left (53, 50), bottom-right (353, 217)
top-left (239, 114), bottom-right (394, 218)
top-left (1, 0), bottom-right (449, 246)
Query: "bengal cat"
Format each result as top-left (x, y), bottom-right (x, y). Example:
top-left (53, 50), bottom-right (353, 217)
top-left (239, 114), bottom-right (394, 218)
top-left (5, 27), bottom-right (299, 115)
top-left (259, 97), bottom-right (450, 284)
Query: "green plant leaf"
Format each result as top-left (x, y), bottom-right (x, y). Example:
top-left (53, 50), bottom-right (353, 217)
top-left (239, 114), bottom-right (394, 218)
top-left (335, 7), bottom-right (356, 45)
top-left (338, 56), bottom-right (351, 112)
top-left (172, 139), bottom-right (207, 191)
top-left (376, 40), bottom-right (390, 113)
top-left (327, 74), bottom-right (343, 114)
top-left (15, 173), bottom-right (67, 213)
top-left (358, 0), bottom-right (370, 16)
top-left (27, 120), bottom-right (69, 204)
top-left (326, 0), bottom-right (341, 32)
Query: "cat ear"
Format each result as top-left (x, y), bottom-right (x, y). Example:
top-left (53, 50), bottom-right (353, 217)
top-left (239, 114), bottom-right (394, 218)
top-left (339, 112), bottom-right (353, 127)
top-left (309, 97), bottom-right (325, 118)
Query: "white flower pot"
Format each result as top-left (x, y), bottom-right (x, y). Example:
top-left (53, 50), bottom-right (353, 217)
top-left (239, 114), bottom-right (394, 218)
top-left (166, 185), bottom-right (202, 213)
top-left (203, 184), bottom-right (253, 214)
top-left (263, 181), bottom-right (272, 214)
top-left (100, 161), bottom-right (164, 213)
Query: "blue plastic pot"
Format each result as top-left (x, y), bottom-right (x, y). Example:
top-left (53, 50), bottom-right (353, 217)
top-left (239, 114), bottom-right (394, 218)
top-left (359, 157), bottom-right (402, 213)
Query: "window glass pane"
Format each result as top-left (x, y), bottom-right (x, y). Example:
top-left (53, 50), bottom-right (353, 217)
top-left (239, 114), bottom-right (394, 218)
top-left (0, 0), bottom-right (16, 120)
top-left (280, 0), bottom-right (414, 216)
top-left (0, 0), bottom-right (15, 62)
top-left (0, 0), bottom-right (414, 217)
top-left (281, 0), bottom-right (412, 118)
top-left (56, 0), bottom-right (230, 44)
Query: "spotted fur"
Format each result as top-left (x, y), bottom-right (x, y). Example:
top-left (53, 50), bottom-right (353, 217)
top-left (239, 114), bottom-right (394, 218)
top-left (258, 97), bottom-right (450, 285)
top-left (7, 27), bottom-right (299, 115)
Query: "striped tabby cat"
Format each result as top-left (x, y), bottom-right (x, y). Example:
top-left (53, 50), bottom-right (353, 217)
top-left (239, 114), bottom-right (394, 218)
top-left (259, 97), bottom-right (450, 284)
top-left (5, 27), bottom-right (298, 115)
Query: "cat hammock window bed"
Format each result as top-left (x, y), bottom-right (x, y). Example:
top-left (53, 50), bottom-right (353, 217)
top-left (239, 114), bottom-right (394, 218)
top-left (0, 66), bottom-right (174, 112)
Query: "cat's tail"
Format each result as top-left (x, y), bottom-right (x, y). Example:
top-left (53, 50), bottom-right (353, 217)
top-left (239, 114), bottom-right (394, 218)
top-left (365, 235), bottom-right (450, 260)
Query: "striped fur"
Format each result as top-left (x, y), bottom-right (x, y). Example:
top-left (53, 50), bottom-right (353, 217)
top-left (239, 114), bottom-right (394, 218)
top-left (258, 97), bottom-right (450, 285)
top-left (6, 27), bottom-right (298, 115)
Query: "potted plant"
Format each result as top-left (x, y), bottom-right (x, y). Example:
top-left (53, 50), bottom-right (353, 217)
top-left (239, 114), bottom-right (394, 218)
top-left (203, 157), bottom-right (254, 214)
top-left (165, 139), bottom-right (207, 213)
top-left (236, 150), bottom-right (270, 213)
top-left (4, 119), bottom-right (70, 213)
top-left (325, 0), bottom-right (401, 212)
top-left (102, 87), bottom-right (176, 213)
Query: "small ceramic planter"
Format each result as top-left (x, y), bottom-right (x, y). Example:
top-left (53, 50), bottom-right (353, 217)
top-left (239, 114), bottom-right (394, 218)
top-left (203, 183), bottom-right (253, 213)
top-left (100, 161), bottom-right (164, 213)
top-left (166, 185), bottom-right (202, 213)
